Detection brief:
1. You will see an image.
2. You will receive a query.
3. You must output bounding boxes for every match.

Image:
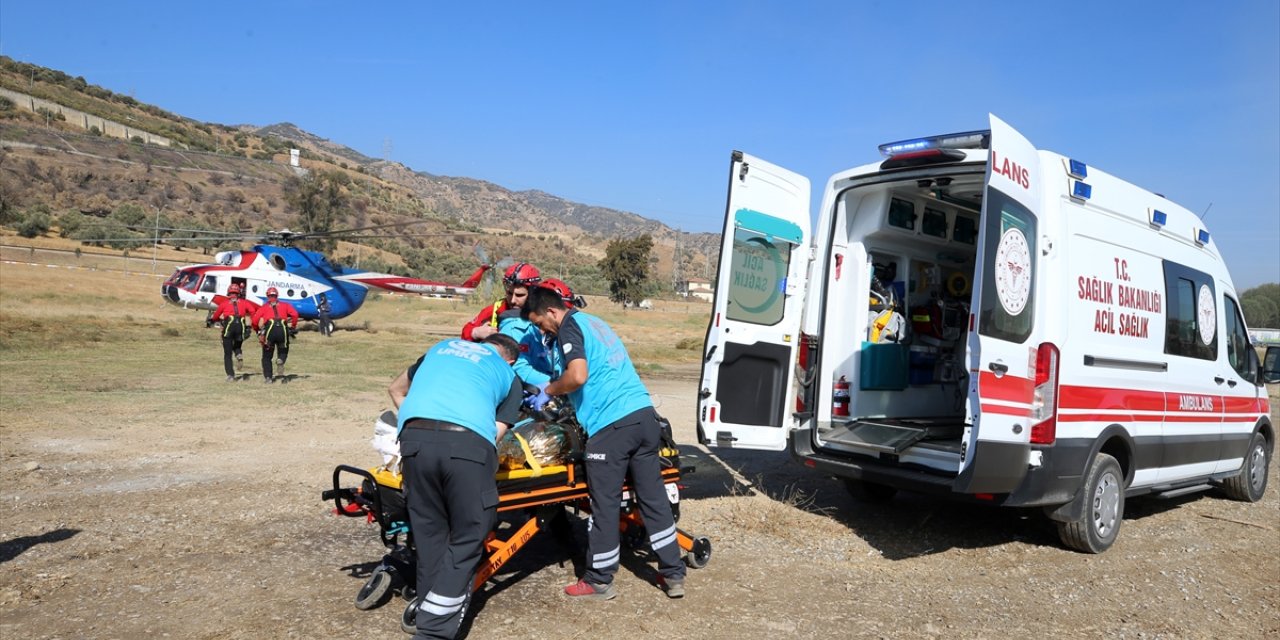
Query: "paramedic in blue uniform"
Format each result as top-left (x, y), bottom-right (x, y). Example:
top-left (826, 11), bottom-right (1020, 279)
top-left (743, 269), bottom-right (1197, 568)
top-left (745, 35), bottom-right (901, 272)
top-left (523, 287), bottom-right (687, 600)
top-left (388, 333), bottom-right (523, 640)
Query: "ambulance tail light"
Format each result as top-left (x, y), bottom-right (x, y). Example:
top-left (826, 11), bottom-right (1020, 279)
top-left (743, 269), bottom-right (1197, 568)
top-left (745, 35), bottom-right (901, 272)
top-left (1030, 342), bottom-right (1060, 445)
top-left (795, 332), bottom-right (815, 413)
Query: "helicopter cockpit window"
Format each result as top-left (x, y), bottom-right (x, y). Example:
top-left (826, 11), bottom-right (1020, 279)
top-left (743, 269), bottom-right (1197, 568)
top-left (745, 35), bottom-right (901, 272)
top-left (270, 254), bottom-right (287, 271)
top-left (177, 271), bottom-right (201, 291)
top-left (200, 275), bottom-right (218, 293)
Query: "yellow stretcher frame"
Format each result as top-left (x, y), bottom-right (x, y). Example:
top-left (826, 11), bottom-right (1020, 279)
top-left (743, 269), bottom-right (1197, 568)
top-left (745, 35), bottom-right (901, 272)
top-left (336, 449), bottom-right (708, 593)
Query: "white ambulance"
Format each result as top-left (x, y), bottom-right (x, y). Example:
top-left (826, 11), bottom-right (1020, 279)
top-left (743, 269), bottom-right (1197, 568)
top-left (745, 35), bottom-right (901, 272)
top-left (698, 114), bottom-right (1278, 553)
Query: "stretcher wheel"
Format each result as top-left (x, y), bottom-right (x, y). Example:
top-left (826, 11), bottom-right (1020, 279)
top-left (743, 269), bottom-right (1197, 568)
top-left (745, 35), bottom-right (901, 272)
top-left (684, 536), bottom-right (712, 569)
top-left (401, 598), bottom-right (420, 635)
top-left (354, 569), bottom-right (393, 610)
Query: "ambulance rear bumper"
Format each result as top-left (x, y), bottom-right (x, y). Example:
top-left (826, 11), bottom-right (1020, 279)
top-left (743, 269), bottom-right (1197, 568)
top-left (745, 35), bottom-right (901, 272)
top-left (789, 427), bottom-right (1086, 508)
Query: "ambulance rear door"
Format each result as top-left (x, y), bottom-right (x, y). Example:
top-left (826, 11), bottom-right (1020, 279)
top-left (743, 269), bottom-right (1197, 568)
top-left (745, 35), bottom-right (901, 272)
top-left (957, 115), bottom-right (1043, 493)
top-left (698, 151), bottom-right (811, 451)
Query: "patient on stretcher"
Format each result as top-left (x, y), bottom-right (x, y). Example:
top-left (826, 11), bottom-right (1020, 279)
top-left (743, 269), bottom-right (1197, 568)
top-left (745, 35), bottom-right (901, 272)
top-left (368, 409), bottom-right (579, 483)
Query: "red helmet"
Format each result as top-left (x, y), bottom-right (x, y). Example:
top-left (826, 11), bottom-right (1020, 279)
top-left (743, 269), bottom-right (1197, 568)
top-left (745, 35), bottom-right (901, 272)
top-left (502, 262), bottom-right (541, 287)
top-left (539, 278), bottom-right (586, 308)
top-left (266, 287), bottom-right (279, 298)
top-left (227, 283), bottom-right (242, 296)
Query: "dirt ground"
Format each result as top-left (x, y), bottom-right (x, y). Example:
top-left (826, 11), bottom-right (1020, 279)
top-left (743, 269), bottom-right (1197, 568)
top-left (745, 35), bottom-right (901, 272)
top-left (1, 262), bottom-right (1278, 640)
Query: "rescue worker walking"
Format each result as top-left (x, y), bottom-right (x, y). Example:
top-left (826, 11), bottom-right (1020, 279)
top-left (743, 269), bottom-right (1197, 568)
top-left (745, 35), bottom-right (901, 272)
top-left (461, 262), bottom-right (540, 341)
top-left (388, 334), bottom-right (523, 640)
top-left (209, 283), bottom-right (258, 381)
top-left (250, 287), bottom-right (299, 383)
top-left (316, 292), bottom-right (333, 337)
top-left (523, 287), bottom-right (687, 600)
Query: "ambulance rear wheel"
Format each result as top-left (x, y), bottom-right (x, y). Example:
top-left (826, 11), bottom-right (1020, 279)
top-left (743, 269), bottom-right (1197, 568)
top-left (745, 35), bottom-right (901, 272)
top-left (1221, 431), bottom-right (1270, 502)
top-left (354, 569), bottom-right (393, 610)
top-left (843, 478), bottom-right (898, 503)
top-left (1057, 453), bottom-right (1123, 554)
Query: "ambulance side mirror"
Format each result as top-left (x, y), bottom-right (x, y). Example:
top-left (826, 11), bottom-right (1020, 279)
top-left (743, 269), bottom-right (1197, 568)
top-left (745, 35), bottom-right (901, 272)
top-left (1261, 347), bottom-right (1280, 384)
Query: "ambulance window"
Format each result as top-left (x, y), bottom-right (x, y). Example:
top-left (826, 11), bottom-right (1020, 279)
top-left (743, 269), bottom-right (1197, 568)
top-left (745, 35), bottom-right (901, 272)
top-left (1224, 297), bottom-right (1254, 379)
top-left (200, 275), bottom-right (218, 293)
top-left (977, 187), bottom-right (1036, 343)
top-left (923, 207), bottom-right (948, 238)
top-left (725, 227), bottom-right (792, 326)
top-left (1161, 263), bottom-right (1216, 361)
top-left (888, 198), bottom-right (916, 230)
top-left (954, 216), bottom-right (978, 245)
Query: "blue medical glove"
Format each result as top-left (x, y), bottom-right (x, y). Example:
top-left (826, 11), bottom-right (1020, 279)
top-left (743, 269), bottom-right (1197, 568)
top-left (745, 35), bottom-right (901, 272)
top-left (529, 386), bottom-right (552, 412)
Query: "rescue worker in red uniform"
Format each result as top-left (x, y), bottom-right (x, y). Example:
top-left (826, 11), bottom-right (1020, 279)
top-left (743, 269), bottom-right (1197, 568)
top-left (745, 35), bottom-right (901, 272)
top-left (209, 283), bottom-right (259, 381)
top-left (251, 287), bottom-right (299, 383)
top-left (460, 263), bottom-right (541, 341)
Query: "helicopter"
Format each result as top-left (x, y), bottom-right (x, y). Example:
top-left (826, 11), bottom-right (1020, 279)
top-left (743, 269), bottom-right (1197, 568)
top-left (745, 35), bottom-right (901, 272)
top-left (156, 224), bottom-right (492, 326)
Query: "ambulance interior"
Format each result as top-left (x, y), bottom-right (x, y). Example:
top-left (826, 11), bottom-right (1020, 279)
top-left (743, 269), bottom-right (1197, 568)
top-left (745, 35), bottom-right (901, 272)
top-left (815, 167), bottom-right (986, 472)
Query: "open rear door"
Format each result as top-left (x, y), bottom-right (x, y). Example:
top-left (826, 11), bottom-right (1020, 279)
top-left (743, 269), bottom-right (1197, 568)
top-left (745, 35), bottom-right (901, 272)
top-left (957, 115), bottom-right (1042, 493)
top-left (698, 151), bottom-right (810, 451)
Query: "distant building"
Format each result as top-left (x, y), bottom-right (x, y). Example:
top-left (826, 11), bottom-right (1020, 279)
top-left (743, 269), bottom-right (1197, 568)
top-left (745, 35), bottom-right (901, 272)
top-left (682, 277), bottom-right (714, 303)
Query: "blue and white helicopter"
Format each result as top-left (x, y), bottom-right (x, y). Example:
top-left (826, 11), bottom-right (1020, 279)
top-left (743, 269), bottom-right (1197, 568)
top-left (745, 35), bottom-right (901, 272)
top-left (157, 226), bottom-right (490, 325)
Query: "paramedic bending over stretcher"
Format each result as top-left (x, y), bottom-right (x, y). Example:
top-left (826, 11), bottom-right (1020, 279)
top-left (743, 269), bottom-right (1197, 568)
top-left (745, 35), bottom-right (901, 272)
top-left (388, 334), bottom-right (522, 640)
top-left (523, 287), bottom-right (687, 601)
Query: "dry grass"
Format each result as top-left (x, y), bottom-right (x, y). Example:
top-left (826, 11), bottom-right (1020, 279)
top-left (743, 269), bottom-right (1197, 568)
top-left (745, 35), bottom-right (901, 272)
top-left (714, 476), bottom-right (838, 543)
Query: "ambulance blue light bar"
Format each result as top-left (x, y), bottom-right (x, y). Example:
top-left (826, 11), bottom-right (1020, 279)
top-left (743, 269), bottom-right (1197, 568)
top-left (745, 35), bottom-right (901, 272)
top-left (1068, 159), bottom-right (1087, 180)
top-left (1195, 228), bottom-right (1210, 245)
top-left (1149, 209), bottom-right (1168, 227)
top-left (878, 130), bottom-right (990, 157)
top-left (1071, 180), bottom-right (1092, 201)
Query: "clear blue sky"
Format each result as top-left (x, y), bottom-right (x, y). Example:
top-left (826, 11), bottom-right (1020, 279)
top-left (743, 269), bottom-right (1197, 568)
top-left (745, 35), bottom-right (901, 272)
top-left (2, 1), bottom-right (1277, 288)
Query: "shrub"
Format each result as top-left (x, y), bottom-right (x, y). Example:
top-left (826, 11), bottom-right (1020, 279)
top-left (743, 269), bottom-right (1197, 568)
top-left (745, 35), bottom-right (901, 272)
top-left (56, 210), bottom-right (85, 237)
top-left (88, 125), bottom-right (102, 136)
top-left (675, 337), bottom-right (701, 350)
top-left (18, 209), bottom-right (52, 237)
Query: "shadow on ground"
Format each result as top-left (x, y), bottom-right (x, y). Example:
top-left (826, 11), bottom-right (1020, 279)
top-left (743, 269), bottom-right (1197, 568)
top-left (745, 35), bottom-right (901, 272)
top-left (0, 528), bottom-right (81, 564)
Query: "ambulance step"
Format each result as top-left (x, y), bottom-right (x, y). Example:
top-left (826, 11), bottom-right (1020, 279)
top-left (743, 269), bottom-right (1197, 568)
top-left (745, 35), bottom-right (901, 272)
top-left (825, 421), bottom-right (928, 454)
top-left (1151, 483), bottom-right (1213, 499)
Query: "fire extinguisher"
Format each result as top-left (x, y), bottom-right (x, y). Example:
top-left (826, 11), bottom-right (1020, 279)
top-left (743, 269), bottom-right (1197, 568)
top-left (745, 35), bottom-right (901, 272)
top-left (832, 375), bottom-right (851, 417)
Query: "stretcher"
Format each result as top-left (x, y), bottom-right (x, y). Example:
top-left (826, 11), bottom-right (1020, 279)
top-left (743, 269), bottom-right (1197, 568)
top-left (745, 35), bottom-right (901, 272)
top-left (322, 409), bottom-right (712, 619)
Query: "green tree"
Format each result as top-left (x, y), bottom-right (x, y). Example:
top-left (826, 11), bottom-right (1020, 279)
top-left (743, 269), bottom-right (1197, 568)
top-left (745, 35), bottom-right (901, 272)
top-left (110, 203), bottom-right (147, 227)
top-left (283, 170), bottom-right (348, 251)
top-left (73, 218), bottom-right (137, 249)
top-left (56, 209), bottom-right (85, 238)
top-left (17, 207), bottom-right (51, 238)
top-left (598, 234), bottom-right (653, 305)
top-left (1241, 283), bottom-right (1280, 328)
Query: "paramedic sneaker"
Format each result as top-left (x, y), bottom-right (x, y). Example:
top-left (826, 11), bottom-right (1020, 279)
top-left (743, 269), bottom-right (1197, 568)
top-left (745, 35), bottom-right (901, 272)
top-left (657, 576), bottom-right (684, 599)
top-left (564, 579), bottom-right (616, 600)
top-left (226, 375), bottom-right (235, 382)
top-left (235, 354), bottom-right (243, 371)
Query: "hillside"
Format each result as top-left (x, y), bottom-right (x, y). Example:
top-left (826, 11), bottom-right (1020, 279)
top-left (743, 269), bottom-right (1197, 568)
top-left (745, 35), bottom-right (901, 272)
top-left (0, 56), bottom-right (719, 295)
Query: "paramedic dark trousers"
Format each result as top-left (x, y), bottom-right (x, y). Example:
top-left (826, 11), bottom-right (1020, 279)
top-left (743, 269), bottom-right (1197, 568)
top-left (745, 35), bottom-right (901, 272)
top-left (583, 408), bottom-right (685, 586)
top-left (400, 421), bottom-right (498, 640)
top-left (221, 335), bottom-right (244, 377)
top-left (260, 327), bottom-right (289, 379)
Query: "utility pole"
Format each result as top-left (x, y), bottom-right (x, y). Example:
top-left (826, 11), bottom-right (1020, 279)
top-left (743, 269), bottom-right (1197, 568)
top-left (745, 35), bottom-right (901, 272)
top-left (672, 231), bottom-right (683, 295)
top-left (152, 205), bottom-right (162, 273)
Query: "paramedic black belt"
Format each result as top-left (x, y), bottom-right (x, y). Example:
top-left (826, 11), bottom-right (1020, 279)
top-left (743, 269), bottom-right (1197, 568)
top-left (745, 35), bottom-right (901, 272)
top-left (403, 418), bottom-right (469, 433)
